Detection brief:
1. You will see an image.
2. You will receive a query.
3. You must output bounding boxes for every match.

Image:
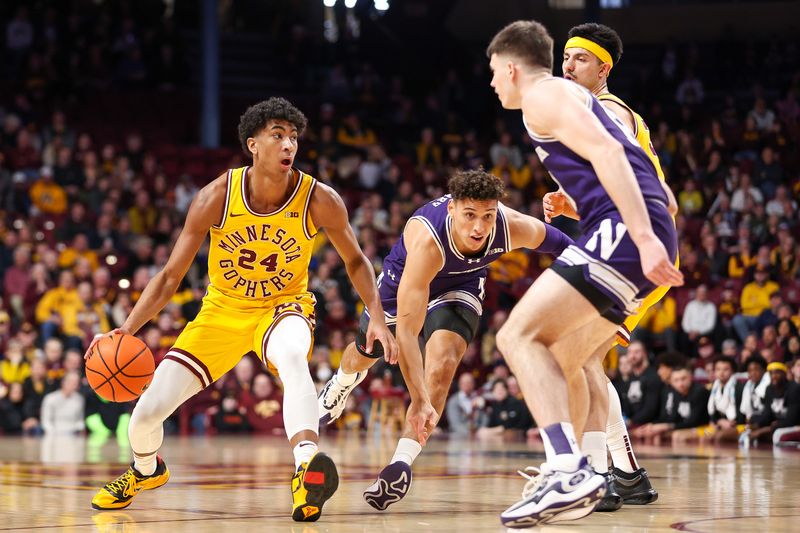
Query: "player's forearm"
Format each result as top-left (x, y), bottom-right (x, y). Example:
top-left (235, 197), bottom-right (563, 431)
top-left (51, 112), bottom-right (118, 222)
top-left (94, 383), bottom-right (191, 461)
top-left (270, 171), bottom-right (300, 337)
top-left (344, 254), bottom-right (385, 319)
top-left (121, 270), bottom-right (181, 335)
top-left (593, 145), bottom-right (656, 245)
top-left (397, 329), bottom-right (428, 403)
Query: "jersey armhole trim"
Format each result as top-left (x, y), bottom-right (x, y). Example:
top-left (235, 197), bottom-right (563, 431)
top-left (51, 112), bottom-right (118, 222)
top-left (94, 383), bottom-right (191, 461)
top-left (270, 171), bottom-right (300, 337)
top-left (498, 205), bottom-right (511, 252)
top-left (211, 168), bottom-right (233, 230)
top-left (303, 177), bottom-right (317, 240)
top-left (407, 216), bottom-right (446, 271)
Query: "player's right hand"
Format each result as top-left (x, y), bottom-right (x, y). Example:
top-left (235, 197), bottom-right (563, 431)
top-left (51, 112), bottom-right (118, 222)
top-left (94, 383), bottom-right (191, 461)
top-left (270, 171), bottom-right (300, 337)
top-left (83, 328), bottom-right (124, 361)
top-left (543, 192), bottom-right (567, 223)
top-left (638, 237), bottom-right (683, 287)
top-left (407, 399), bottom-right (439, 446)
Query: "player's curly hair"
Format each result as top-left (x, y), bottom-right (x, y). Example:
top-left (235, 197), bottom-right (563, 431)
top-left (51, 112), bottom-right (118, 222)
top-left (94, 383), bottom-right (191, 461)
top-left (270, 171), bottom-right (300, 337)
top-left (486, 20), bottom-right (553, 71)
top-left (567, 23), bottom-right (623, 66)
top-left (237, 97), bottom-right (308, 156)
top-left (448, 169), bottom-right (505, 202)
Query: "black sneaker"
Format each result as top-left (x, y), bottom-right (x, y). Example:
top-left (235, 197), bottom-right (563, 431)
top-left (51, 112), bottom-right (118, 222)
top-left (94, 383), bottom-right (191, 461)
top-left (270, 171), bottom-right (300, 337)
top-left (596, 472), bottom-right (623, 511)
top-left (611, 466), bottom-right (658, 505)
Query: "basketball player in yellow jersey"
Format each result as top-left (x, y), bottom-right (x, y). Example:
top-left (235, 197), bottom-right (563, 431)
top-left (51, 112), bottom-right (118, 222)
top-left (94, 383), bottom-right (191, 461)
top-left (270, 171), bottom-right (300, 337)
top-left (542, 23), bottom-right (679, 511)
top-left (85, 97), bottom-right (397, 522)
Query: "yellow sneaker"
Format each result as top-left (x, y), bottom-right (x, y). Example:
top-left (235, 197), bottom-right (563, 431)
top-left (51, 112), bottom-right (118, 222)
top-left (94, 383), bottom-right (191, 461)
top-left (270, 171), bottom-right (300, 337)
top-left (291, 452), bottom-right (339, 522)
top-left (91, 456), bottom-right (170, 510)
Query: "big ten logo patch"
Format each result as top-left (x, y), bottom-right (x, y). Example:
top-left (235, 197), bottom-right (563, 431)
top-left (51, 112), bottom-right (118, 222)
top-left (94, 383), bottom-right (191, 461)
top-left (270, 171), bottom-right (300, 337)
top-left (285, 211), bottom-right (300, 218)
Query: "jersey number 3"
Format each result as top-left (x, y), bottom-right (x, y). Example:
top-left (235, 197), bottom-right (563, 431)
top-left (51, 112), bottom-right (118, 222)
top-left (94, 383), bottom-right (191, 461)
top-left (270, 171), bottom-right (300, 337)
top-left (585, 219), bottom-right (627, 260)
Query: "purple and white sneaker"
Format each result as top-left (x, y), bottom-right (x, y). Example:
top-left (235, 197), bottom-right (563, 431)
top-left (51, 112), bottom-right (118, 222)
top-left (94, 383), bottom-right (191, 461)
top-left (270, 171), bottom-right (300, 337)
top-left (500, 456), bottom-right (607, 528)
top-left (363, 461), bottom-right (412, 511)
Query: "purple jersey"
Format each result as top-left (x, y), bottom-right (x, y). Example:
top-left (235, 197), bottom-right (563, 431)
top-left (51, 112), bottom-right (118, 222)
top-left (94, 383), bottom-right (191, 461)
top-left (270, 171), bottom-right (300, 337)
top-left (525, 81), bottom-right (669, 231)
top-left (375, 194), bottom-right (511, 321)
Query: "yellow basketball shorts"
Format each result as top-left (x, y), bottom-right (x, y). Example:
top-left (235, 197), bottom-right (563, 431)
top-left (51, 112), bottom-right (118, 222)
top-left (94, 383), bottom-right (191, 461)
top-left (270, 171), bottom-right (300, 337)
top-left (165, 293), bottom-right (316, 388)
top-left (613, 255), bottom-right (680, 348)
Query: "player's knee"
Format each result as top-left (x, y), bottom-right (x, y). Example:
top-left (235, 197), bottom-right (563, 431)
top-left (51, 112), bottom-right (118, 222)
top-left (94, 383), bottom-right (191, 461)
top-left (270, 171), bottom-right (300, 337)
top-left (428, 351), bottom-right (460, 386)
top-left (129, 396), bottom-right (169, 431)
top-left (495, 325), bottom-right (516, 357)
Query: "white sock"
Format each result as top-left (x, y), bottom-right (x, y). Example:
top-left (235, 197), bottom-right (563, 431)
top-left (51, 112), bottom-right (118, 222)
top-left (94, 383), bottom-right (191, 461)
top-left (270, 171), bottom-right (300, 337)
top-left (133, 451), bottom-right (157, 476)
top-left (581, 431), bottom-right (608, 474)
top-left (336, 366), bottom-right (359, 386)
top-left (606, 381), bottom-right (639, 473)
top-left (293, 440), bottom-right (318, 469)
top-left (390, 437), bottom-right (422, 465)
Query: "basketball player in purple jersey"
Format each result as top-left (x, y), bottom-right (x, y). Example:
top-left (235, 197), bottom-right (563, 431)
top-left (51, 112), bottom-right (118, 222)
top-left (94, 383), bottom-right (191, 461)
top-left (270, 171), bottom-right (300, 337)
top-left (486, 21), bottom-right (683, 528)
top-left (317, 169), bottom-right (574, 510)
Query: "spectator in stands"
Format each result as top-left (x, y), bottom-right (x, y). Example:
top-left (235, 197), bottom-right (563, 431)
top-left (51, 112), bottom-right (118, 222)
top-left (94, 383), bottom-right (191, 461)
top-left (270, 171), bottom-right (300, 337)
top-left (0, 382), bottom-right (26, 434)
top-left (632, 366), bottom-right (710, 444)
top-left (1, 339), bottom-right (30, 385)
top-left (615, 342), bottom-right (663, 425)
top-left (20, 358), bottom-right (51, 435)
top-left (748, 97), bottom-right (776, 133)
top-left (40, 370), bottom-right (84, 435)
top-left (446, 372), bottom-right (478, 436)
top-left (476, 379), bottom-right (532, 437)
top-left (489, 132), bottom-right (523, 169)
top-left (680, 284), bottom-right (717, 351)
top-left (698, 233), bottom-right (728, 284)
top-left (732, 266), bottom-right (780, 342)
top-left (678, 356), bottom-right (740, 443)
top-left (730, 173), bottom-right (763, 213)
top-left (244, 373), bottom-right (284, 434)
top-left (213, 391), bottom-right (249, 434)
top-left (29, 166), bottom-right (67, 215)
top-left (792, 358), bottom-right (800, 385)
top-left (749, 362), bottom-right (800, 445)
top-left (4, 246), bottom-right (31, 321)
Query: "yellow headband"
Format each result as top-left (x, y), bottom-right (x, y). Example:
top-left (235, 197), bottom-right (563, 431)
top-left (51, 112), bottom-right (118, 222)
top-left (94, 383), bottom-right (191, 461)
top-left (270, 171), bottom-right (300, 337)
top-left (767, 362), bottom-right (788, 373)
top-left (565, 36), bottom-right (614, 69)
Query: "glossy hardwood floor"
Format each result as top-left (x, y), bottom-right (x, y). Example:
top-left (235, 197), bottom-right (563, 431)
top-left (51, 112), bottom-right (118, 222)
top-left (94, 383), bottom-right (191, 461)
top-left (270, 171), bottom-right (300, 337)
top-left (0, 433), bottom-right (797, 532)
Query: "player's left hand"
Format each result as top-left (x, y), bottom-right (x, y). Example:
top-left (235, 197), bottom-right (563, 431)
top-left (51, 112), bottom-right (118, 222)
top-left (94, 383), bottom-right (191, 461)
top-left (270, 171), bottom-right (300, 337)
top-left (543, 191), bottom-right (567, 223)
top-left (407, 399), bottom-right (439, 446)
top-left (365, 320), bottom-right (399, 365)
top-left (638, 237), bottom-right (683, 287)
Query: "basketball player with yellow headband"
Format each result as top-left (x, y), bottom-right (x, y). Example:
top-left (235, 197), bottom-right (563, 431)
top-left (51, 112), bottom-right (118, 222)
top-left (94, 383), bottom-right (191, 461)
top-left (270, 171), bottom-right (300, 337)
top-left (543, 23), bottom-right (679, 512)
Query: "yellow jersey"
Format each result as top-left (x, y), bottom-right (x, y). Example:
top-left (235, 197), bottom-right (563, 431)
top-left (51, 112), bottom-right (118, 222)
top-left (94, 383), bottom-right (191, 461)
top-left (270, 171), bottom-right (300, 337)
top-left (598, 93), bottom-right (665, 182)
top-left (206, 166), bottom-right (317, 309)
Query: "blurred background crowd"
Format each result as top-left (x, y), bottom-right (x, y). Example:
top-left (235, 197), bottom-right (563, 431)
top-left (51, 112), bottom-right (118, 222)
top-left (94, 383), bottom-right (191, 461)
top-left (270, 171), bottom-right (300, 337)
top-left (1, 1), bottom-right (798, 446)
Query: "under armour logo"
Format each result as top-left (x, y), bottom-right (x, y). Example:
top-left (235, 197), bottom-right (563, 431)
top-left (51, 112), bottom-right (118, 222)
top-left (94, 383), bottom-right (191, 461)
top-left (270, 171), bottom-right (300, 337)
top-left (466, 258), bottom-right (482, 264)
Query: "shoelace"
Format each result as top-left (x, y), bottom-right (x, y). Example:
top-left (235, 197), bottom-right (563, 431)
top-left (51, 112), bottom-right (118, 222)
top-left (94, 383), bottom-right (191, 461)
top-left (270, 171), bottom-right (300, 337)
top-left (517, 464), bottom-right (552, 500)
top-left (107, 469), bottom-right (138, 498)
top-left (324, 376), bottom-right (356, 407)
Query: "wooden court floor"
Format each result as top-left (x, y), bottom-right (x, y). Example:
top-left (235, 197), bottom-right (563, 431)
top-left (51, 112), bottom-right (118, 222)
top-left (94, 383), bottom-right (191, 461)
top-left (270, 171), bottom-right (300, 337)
top-left (0, 433), bottom-right (798, 532)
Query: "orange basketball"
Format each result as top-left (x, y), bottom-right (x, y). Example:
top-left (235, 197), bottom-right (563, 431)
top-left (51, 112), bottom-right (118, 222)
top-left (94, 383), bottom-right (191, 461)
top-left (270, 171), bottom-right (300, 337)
top-left (86, 333), bottom-right (155, 402)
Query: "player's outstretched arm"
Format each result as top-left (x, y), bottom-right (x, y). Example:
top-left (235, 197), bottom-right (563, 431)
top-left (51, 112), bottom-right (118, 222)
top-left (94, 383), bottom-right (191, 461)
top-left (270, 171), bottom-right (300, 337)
top-left (523, 83), bottom-right (682, 287)
top-left (83, 174), bottom-right (226, 359)
top-left (504, 205), bottom-right (574, 255)
top-left (395, 220), bottom-right (443, 445)
top-left (311, 183), bottom-right (398, 363)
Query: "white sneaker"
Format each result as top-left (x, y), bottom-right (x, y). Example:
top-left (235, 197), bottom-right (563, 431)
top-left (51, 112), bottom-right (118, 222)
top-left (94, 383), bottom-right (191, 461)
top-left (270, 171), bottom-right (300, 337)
top-left (318, 371), bottom-right (367, 425)
top-left (500, 456), bottom-right (607, 528)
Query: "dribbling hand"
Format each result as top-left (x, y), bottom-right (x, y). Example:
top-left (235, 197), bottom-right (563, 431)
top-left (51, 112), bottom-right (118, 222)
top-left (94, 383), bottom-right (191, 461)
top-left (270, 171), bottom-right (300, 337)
top-left (83, 328), bottom-right (124, 361)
